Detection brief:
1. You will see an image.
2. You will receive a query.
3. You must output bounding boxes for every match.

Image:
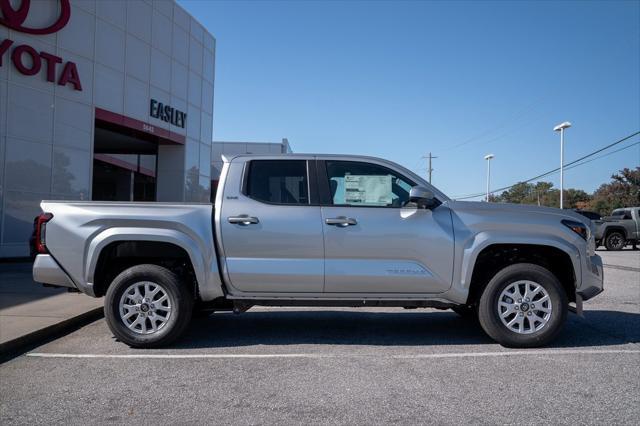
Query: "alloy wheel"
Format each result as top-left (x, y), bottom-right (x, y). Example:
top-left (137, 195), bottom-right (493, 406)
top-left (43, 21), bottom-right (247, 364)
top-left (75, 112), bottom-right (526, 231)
top-left (118, 281), bottom-right (172, 334)
top-left (608, 234), bottom-right (625, 250)
top-left (497, 280), bottom-right (552, 334)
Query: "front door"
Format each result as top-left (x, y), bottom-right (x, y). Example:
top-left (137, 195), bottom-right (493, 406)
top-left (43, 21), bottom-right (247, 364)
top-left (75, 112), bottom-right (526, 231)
top-left (219, 159), bottom-right (324, 293)
top-left (319, 160), bottom-right (454, 294)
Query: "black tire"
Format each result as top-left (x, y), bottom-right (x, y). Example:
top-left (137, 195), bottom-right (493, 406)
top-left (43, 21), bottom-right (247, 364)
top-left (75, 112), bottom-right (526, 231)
top-left (478, 263), bottom-right (567, 348)
top-left (605, 231), bottom-right (626, 251)
top-left (104, 264), bottom-right (193, 348)
top-left (452, 305), bottom-right (477, 319)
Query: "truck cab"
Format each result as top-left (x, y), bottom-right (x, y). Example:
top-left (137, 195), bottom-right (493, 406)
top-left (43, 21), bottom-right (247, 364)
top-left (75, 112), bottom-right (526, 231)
top-left (216, 155), bottom-right (453, 296)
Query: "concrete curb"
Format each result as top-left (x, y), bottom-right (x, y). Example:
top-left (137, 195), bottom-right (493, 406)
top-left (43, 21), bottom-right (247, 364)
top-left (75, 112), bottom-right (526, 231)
top-left (0, 307), bottom-right (104, 358)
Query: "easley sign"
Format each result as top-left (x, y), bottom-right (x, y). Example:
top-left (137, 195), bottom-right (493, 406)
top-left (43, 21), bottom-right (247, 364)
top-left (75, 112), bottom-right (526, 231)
top-left (149, 99), bottom-right (187, 128)
top-left (0, 0), bottom-right (83, 91)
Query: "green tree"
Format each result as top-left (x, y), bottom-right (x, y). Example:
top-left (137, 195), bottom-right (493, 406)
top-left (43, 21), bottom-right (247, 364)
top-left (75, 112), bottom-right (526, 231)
top-left (532, 182), bottom-right (554, 206)
top-left (495, 181), bottom-right (591, 209)
top-left (498, 182), bottom-right (533, 204)
top-left (589, 167), bottom-right (640, 215)
top-left (564, 188), bottom-right (591, 208)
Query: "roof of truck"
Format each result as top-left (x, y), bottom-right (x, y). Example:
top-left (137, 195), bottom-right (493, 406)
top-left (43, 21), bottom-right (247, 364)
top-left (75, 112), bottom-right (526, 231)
top-left (221, 153), bottom-right (398, 162)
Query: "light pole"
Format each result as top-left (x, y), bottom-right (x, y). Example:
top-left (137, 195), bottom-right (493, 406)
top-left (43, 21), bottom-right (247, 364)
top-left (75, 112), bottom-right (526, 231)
top-left (484, 154), bottom-right (494, 202)
top-left (553, 121), bottom-right (572, 209)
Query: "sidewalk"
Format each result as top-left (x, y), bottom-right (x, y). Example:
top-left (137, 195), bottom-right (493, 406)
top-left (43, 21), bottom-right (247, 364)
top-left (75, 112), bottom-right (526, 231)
top-left (0, 262), bottom-right (103, 355)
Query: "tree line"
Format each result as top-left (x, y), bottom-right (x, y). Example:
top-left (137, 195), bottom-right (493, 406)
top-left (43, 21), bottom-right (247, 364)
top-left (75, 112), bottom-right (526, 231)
top-left (489, 167), bottom-right (639, 216)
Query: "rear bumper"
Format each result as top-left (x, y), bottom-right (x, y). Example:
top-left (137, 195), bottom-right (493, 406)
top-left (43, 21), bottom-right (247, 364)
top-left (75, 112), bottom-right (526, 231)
top-left (577, 254), bottom-right (604, 301)
top-left (32, 254), bottom-right (76, 289)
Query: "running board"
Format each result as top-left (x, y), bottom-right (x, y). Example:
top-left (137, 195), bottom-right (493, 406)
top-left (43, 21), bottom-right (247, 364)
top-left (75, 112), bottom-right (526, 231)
top-left (226, 298), bottom-right (457, 309)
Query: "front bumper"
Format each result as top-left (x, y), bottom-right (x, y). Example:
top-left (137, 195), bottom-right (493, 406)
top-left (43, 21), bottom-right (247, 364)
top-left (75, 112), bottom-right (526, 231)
top-left (577, 254), bottom-right (604, 301)
top-left (33, 254), bottom-right (76, 289)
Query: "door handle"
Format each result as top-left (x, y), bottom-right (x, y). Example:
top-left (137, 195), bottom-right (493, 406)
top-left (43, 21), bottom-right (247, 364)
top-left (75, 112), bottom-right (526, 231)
top-left (325, 216), bottom-right (357, 227)
top-left (228, 215), bottom-right (259, 225)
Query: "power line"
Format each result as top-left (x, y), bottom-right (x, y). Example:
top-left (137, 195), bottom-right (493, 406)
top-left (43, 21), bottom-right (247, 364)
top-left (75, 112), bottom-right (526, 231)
top-left (564, 140), bottom-right (640, 172)
top-left (558, 131), bottom-right (640, 168)
top-left (452, 131), bottom-right (640, 200)
top-left (455, 135), bottom-right (640, 200)
top-left (441, 96), bottom-right (547, 153)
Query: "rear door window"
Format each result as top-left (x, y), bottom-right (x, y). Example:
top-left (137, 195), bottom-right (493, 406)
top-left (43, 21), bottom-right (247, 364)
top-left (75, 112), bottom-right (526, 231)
top-left (246, 160), bottom-right (309, 205)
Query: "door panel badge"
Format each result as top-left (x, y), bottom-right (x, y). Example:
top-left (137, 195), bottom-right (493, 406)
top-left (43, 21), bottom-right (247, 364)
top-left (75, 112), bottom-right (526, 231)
top-left (386, 267), bottom-right (429, 276)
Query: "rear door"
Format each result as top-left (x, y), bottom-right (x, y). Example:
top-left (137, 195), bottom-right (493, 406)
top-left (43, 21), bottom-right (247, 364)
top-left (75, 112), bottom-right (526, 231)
top-left (219, 158), bottom-right (324, 293)
top-left (317, 159), bottom-right (455, 294)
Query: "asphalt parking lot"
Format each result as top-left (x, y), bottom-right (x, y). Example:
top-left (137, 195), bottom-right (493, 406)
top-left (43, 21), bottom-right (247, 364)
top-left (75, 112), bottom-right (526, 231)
top-left (1, 250), bottom-right (639, 425)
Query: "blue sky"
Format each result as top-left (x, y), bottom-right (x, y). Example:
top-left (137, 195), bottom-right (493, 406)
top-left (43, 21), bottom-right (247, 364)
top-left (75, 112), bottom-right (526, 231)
top-left (180, 0), bottom-right (640, 199)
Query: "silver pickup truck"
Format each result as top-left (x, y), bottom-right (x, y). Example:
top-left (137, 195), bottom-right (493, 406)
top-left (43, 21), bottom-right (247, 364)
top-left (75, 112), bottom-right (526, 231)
top-left (594, 207), bottom-right (640, 250)
top-left (32, 154), bottom-right (604, 348)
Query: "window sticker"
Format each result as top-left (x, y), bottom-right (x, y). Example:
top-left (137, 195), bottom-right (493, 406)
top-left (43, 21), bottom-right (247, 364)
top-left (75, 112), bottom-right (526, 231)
top-left (344, 175), bottom-right (392, 205)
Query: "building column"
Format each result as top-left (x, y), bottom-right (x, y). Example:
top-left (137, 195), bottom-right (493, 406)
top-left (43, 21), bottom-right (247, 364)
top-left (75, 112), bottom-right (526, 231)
top-left (156, 144), bottom-right (186, 202)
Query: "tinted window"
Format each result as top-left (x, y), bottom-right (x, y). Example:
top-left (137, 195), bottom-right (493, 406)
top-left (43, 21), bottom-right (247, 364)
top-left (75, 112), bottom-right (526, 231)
top-left (246, 160), bottom-right (309, 205)
top-left (325, 161), bottom-right (415, 207)
top-left (576, 210), bottom-right (601, 221)
top-left (612, 209), bottom-right (632, 219)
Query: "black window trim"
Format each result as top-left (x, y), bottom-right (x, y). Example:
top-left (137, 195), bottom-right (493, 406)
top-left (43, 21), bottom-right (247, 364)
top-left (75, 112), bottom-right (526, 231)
top-left (241, 159), bottom-right (319, 207)
top-left (317, 159), bottom-right (424, 209)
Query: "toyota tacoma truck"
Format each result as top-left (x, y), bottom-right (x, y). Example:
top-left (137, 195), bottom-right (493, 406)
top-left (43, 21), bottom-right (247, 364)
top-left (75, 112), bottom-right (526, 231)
top-left (593, 207), bottom-right (640, 250)
top-left (32, 154), bottom-right (604, 348)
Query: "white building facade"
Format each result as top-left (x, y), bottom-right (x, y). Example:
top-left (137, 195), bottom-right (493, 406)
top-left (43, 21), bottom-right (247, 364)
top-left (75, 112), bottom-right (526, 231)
top-left (0, 0), bottom-right (216, 257)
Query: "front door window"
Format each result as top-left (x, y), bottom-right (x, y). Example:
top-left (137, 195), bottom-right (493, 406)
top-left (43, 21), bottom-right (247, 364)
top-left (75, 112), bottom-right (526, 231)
top-left (325, 161), bottom-right (415, 207)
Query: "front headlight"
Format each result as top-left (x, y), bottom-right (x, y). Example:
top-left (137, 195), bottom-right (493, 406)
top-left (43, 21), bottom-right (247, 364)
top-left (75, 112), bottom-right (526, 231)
top-left (562, 219), bottom-right (588, 240)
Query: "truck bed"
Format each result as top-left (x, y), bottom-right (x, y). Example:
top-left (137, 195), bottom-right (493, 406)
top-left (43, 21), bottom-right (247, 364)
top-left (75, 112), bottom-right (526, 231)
top-left (37, 201), bottom-right (221, 300)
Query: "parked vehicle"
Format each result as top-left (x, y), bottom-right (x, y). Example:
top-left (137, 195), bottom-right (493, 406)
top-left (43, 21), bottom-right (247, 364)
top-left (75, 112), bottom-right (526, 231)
top-left (593, 207), bottom-right (640, 250)
top-left (573, 210), bottom-right (602, 222)
top-left (32, 154), bottom-right (604, 348)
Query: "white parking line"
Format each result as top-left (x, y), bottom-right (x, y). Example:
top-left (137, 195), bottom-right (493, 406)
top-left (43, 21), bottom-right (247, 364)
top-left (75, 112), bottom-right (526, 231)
top-left (603, 263), bottom-right (640, 273)
top-left (26, 348), bottom-right (640, 360)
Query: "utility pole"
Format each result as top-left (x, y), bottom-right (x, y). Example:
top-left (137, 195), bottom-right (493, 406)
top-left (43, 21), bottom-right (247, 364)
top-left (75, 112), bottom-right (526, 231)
top-left (553, 121), bottom-right (572, 209)
top-left (484, 154), bottom-right (495, 202)
top-left (424, 152), bottom-right (437, 183)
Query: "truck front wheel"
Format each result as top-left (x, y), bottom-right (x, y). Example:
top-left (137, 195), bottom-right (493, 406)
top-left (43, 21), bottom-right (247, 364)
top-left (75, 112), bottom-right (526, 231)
top-left (604, 231), bottom-right (626, 251)
top-left (104, 264), bottom-right (193, 348)
top-left (478, 263), bottom-right (567, 348)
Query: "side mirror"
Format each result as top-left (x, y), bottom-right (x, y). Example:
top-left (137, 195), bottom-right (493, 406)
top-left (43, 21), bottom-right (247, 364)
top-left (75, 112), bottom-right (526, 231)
top-left (409, 186), bottom-right (437, 209)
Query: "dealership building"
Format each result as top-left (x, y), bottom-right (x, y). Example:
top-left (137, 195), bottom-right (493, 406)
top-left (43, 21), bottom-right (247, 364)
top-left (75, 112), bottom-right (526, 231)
top-left (0, 0), bottom-right (258, 258)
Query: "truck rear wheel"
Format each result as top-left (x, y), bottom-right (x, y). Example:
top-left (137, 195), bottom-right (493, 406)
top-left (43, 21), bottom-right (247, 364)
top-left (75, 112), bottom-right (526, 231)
top-left (104, 264), bottom-right (193, 348)
top-left (605, 231), bottom-right (626, 251)
top-left (478, 263), bottom-right (567, 348)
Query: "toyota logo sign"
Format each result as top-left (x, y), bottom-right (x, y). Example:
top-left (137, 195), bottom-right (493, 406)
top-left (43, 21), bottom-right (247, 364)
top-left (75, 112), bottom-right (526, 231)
top-left (0, 0), bottom-right (82, 91)
top-left (0, 0), bottom-right (71, 34)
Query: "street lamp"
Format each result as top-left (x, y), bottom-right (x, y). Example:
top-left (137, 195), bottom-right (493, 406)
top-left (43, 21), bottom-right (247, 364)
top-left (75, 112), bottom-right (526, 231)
top-left (484, 154), bottom-right (494, 202)
top-left (553, 121), bottom-right (572, 209)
